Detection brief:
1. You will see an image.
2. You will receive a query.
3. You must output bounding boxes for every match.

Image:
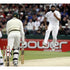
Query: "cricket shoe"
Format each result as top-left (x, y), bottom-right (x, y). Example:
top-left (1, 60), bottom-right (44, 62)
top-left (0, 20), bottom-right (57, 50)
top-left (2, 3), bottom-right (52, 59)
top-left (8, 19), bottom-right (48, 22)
top-left (42, 42), bottom-right (47, 47)
top-left (52, 47), bottom-right (55, 51)
top-left (13, 61), bottom-right (18, 66)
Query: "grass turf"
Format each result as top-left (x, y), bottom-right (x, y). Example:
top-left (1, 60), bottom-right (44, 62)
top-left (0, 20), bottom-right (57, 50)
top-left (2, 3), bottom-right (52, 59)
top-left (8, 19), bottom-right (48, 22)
top-left (22, 51), bottom-right (70, 60)
top-left (2, 50), bottom-right (70, 61)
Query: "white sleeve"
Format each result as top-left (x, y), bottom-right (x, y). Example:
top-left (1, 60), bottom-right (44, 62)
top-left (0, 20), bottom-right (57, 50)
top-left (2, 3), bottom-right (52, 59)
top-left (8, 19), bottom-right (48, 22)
top-left (20, 21), bottom-right (25, 43)
top-left (55, 11), bottom-right (61, 19)
top-left (57, 12), bottom-right (61, 19)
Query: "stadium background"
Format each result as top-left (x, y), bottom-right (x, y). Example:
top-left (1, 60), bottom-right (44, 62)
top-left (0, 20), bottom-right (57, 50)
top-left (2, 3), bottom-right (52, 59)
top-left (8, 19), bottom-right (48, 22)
top-left (0, 4), bottom-right (70, 51)
top-left (0, 4), bottom-right (70, 38)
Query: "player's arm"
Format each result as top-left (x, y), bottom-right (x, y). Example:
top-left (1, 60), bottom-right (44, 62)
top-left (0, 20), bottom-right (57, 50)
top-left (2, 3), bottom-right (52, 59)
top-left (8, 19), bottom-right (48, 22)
top-left (54, 12), bottom-right (61, 21)
top-left (20, 21), bottom-right (25, 43)
top-left (43, 17), bottom-right (48, 30)
top-left (44, 17), bottom-right (47, 26)
top-left (20, 21), bottom-right (26, 64)
top-left (44, 12), bottom-right (48, 26)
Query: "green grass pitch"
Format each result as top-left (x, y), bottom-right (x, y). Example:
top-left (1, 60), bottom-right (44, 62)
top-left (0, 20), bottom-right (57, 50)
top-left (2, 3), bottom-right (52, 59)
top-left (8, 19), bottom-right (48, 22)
top-left (2, 50), bottom-right (70, 61)
top-left (18, 51), bottom-right (70, 60)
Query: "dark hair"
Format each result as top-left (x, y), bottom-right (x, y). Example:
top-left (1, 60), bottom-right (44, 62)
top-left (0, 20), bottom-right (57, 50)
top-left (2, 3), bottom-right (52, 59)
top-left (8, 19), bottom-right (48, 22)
top-left (51, 5), bottom-right (55, 8)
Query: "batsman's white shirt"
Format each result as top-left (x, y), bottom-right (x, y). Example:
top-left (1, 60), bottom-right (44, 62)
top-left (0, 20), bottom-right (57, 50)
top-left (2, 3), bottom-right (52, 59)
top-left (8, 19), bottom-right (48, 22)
top-left (6, 17), bottom-right (25, 50)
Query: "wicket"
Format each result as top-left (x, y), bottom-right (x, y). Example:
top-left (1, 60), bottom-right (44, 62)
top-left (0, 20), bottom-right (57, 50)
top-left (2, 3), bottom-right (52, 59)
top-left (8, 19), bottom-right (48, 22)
top-left (6, 47), bottom-right (10, 66)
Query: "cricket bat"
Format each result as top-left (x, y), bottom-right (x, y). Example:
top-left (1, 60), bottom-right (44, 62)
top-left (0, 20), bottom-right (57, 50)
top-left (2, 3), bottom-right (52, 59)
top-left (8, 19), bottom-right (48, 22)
top-left (21, 44), bottom-right (24, 64)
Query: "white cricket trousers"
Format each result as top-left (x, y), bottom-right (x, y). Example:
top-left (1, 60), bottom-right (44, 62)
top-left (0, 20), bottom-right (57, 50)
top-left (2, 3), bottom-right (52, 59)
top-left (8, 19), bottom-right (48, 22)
top-left (43, 24), bottom-right (59, 47)
top-left (7, 31), bottom-right (21, 63)
top-left (7, 31), bottom-right (21, 52)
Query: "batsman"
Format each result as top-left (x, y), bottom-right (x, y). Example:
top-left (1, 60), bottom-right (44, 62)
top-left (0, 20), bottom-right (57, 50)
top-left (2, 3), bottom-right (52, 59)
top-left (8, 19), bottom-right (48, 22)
top-left (6, 13), bottom-right (25, 66)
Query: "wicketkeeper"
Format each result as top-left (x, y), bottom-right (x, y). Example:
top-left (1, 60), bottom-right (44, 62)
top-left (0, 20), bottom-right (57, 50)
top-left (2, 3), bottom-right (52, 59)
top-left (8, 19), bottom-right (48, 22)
top-left (6, 13), bottom-right (25, 66)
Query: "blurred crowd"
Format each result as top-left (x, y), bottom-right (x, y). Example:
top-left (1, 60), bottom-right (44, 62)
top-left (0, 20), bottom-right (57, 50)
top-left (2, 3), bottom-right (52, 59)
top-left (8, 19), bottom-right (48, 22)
top-left (0, 4), bottom-right (70, 36)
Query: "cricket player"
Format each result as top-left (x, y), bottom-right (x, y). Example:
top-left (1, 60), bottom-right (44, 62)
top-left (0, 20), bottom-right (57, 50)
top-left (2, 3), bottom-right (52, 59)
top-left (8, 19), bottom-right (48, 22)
top-left (6, 13), bottom-right (25, 66)
top-left (43, 5), bottom-right (61, 51)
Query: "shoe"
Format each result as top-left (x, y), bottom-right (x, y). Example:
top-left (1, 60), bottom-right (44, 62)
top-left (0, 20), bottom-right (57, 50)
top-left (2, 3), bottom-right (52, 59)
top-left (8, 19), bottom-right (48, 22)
top-left (14, 63), bottom-right (18, 66)
top-left (43, 42), bottom-right (47, 47)
top-left (52, 47), bottom-right (55, 51)
top-left (13, 61), bottom-right (18, 66)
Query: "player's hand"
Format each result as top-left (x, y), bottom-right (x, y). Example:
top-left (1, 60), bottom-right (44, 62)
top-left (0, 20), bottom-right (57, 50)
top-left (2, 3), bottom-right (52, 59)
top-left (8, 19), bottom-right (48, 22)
top-left (22, 41), bottom-right (27, 46)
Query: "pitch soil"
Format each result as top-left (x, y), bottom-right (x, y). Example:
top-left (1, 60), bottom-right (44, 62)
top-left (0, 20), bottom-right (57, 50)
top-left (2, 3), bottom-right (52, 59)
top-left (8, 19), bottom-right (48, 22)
top-left (5, 57), bottom-right (70, 66)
